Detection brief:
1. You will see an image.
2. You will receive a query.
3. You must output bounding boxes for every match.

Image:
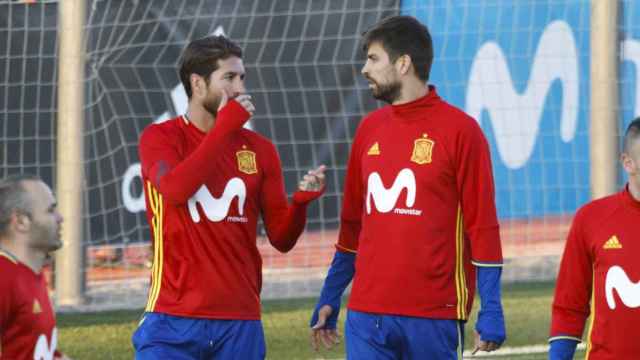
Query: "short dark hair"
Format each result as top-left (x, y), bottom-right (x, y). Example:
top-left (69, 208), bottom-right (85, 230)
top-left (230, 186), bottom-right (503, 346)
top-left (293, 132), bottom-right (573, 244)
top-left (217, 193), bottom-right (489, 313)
top-left (0, 174), bottom-right (41, 237)
top-left (179, 35), bottom-right (243, 98)
top-left (624, 117), bottom-right (640, 153)
top-left (362, 15), bottom-right (434, 82)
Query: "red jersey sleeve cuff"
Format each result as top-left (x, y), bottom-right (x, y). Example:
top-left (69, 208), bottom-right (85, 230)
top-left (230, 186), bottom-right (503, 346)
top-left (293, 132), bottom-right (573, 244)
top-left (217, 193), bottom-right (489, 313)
top-left (217, 99), bottom-right (251, 128)
top-left (549, 335), bottom-right (582, 343)
top-left (335, 243), bottom-right (357, 254)
top-left (471, 260), bottom-right (503, 267)
top-left (550, 304), bottom-right (589, 340)
top-left (292, 188), bottom-right (324, 205)
top-left (469, 226), bottom-right (503, 263)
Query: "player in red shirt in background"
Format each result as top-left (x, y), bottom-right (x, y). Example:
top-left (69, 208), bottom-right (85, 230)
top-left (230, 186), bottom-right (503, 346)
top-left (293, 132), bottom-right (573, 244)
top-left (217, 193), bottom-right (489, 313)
top-left (0, 174), bottom-right (69, 360)
top-left (310, 15), bottom-right (505, 359)
top-left (549, 118), bottom-right (640, 360)
top-left (132, 35), bottom-right (325, 359)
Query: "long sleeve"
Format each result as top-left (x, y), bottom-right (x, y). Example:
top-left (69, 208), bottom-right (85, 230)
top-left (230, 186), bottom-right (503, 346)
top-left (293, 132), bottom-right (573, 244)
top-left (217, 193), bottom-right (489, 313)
top-left (455, 119), bottom-right (502, 265)
top-left (336, 126), bottom-right (365, 254)
top-left (0, 274), bottom-right (11, 337)
top-left (310, 250), bottom-right (356, 329)
top-left (550, 210), bottom-right (592, 341)
top-left (475, 266), bottom-right (506, 343)
top-left (260, 143), bottom-right (323, 253)
top-left (549, 339), bottom-right (579, 360)
top-left (139, 100), bottom-right (251, 205)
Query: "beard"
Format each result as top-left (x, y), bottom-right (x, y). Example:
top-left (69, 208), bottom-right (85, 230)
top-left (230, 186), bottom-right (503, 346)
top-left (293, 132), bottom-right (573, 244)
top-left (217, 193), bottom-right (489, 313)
top-left (203, 92), bottom-right (222, 117)
top-left (368, 78), bottom-right (402, 104)
top-left (30, 220), bottom-right (62, 253)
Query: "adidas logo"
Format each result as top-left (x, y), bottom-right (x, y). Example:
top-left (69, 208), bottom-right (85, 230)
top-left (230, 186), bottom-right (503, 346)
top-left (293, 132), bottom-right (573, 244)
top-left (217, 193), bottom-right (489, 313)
top-left (368, 142), bottom-right (380, 155)
top-left (603, 235), bottom-right (622, 250)
top-left (33, 299), bottom-right (42, 314)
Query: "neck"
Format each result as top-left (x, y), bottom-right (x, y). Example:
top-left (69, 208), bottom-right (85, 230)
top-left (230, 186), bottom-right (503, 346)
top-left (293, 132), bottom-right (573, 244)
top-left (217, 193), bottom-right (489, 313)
top-left (186, 102), bottom-right (216, 132)
top-left (392, 80), bottom-right (428, 105)
top-left (629, 181), bottom-right (640, 202)
top-left (0, 238), bottom-right (45, 273)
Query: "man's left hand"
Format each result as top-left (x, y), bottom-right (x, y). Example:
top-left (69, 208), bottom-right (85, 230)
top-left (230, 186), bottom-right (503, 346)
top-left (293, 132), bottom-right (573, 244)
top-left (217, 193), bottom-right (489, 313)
top-left (298, 165), bottom-right (326, 192)
top-left (472, 329), bottom-right (502, 354)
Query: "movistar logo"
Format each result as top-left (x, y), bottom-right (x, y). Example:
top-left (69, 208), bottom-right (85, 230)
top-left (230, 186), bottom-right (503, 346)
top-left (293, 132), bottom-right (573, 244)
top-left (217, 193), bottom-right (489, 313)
top-left (606, 265), bottom-right (640, 310)
top-left (366, 168), bottom-right (422, 216)
top-left (465, 20), bottom-right (578, 169)
top-left (34, 327), bottom-right (57, 360)
top-left (188, 178), bottom-right (247, 223)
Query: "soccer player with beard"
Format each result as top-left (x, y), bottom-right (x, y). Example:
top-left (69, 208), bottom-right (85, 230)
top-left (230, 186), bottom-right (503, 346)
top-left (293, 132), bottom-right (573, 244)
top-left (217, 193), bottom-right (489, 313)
top-left (549, 119), bottom-right (640, 360)
top-left (0, 174), bottom-right (69, 360)
top-left (132, 36), bottom-right (326, 359)
top-left (309, 16), bottom-right (505, 359)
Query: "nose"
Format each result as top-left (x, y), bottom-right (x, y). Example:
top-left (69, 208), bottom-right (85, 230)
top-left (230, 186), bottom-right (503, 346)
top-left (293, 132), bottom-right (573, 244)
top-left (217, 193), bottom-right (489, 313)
top-left (233, 78), bottom-right (246, 97)
top-left (361, 62), bottom-right (369, 76)
top-left (56, 211), bottom-right (64, 224)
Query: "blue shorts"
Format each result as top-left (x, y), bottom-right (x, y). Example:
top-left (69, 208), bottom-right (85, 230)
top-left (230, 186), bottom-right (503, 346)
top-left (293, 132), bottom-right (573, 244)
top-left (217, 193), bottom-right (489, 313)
top-left (345, 310), bottom-right (464, 360)
top-left (132, 312), bottom-right (266, 360)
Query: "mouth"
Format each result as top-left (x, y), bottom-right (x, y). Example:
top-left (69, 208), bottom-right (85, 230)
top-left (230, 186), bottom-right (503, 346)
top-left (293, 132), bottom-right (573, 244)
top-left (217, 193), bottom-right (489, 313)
top-left (363, 76), bottom-right (376, 85)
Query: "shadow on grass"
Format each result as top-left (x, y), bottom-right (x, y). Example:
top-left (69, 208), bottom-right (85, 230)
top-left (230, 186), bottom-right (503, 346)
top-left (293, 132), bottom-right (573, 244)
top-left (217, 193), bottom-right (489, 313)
top-left (57, 282), bottom-right (556, 329)
top-left (58, 309), bottom-right (142, 328)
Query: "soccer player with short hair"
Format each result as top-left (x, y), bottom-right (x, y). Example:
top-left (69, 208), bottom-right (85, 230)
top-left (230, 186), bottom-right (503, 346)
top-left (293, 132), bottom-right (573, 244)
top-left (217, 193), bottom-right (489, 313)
top-left (310, 15), bottom-right (505, 359)
top-left (549, 118), bottom-right (640, 360)
top-left (0, 174), bottom-right (68, 360)
top-left (132, 35), bottom-right (325, 359)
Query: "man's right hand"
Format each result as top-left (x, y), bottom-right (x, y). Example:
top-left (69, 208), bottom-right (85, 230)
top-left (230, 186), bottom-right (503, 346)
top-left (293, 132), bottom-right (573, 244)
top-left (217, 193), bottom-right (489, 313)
top-left (234, 94), bottom-right (255, 115)
top-left (218, 90), bottom-right (255, 116)
top-left (310, 304), bottom-right (340, 351)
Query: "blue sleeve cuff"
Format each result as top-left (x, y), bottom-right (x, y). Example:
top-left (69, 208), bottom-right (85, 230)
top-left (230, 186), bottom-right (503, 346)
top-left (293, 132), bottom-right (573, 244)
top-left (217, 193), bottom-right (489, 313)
top-left (310, 251), bottom-right (355, 329)
top-left (475, 266), bottom-right (506, 344)
top-left (549, 338), bottom-right (579, 360)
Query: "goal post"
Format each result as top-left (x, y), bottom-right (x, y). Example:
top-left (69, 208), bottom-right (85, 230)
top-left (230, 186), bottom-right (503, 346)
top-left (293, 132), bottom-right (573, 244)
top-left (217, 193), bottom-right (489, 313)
top-left (590, 0), bottom-right (620, 200)
top-left (55, 0), bottom-right (86, 306)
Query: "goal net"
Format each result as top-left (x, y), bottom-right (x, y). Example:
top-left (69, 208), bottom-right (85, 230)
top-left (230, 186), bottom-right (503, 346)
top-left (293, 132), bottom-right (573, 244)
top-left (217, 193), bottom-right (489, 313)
top-left (1, 0), bottom-right (634, 314)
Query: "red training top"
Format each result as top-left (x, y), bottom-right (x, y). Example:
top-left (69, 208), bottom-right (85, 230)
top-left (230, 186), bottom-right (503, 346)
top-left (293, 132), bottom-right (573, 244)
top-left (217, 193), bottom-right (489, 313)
top-left (338, 87), bottom-right (503, 320)
top-left (551, 186), bottom-right (640, 359)
top-left (139, 100), bottom-right (321, 319)
top-left (0, 250), bottom-right (61, 359)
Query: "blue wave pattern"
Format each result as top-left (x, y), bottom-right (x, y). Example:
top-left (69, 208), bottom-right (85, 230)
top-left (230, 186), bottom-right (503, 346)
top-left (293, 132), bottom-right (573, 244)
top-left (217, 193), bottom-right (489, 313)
top-left (402, 1), bottom-right (591, 218)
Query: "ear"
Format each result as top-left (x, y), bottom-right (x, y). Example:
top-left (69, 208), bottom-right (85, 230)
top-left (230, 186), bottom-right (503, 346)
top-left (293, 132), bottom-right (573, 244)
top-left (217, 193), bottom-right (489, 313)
top-left (395, 54), bottom-right (413, 76)
top-left (12, 212), bottom-right (31, 233)
top-left (190, 74), bottom-right (205, 98)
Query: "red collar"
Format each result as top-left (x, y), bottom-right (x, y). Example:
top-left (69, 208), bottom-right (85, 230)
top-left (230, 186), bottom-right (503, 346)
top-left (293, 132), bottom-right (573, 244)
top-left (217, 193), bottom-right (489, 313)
top-left (390, 85), bottom-right (441, 122)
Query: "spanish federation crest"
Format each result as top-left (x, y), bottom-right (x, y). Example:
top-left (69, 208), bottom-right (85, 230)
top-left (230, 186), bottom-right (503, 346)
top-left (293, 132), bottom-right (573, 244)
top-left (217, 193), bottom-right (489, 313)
top-left (236, 146), bottom-right (257, 174)
top-left (411, 133), bottom-right (434, 165)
